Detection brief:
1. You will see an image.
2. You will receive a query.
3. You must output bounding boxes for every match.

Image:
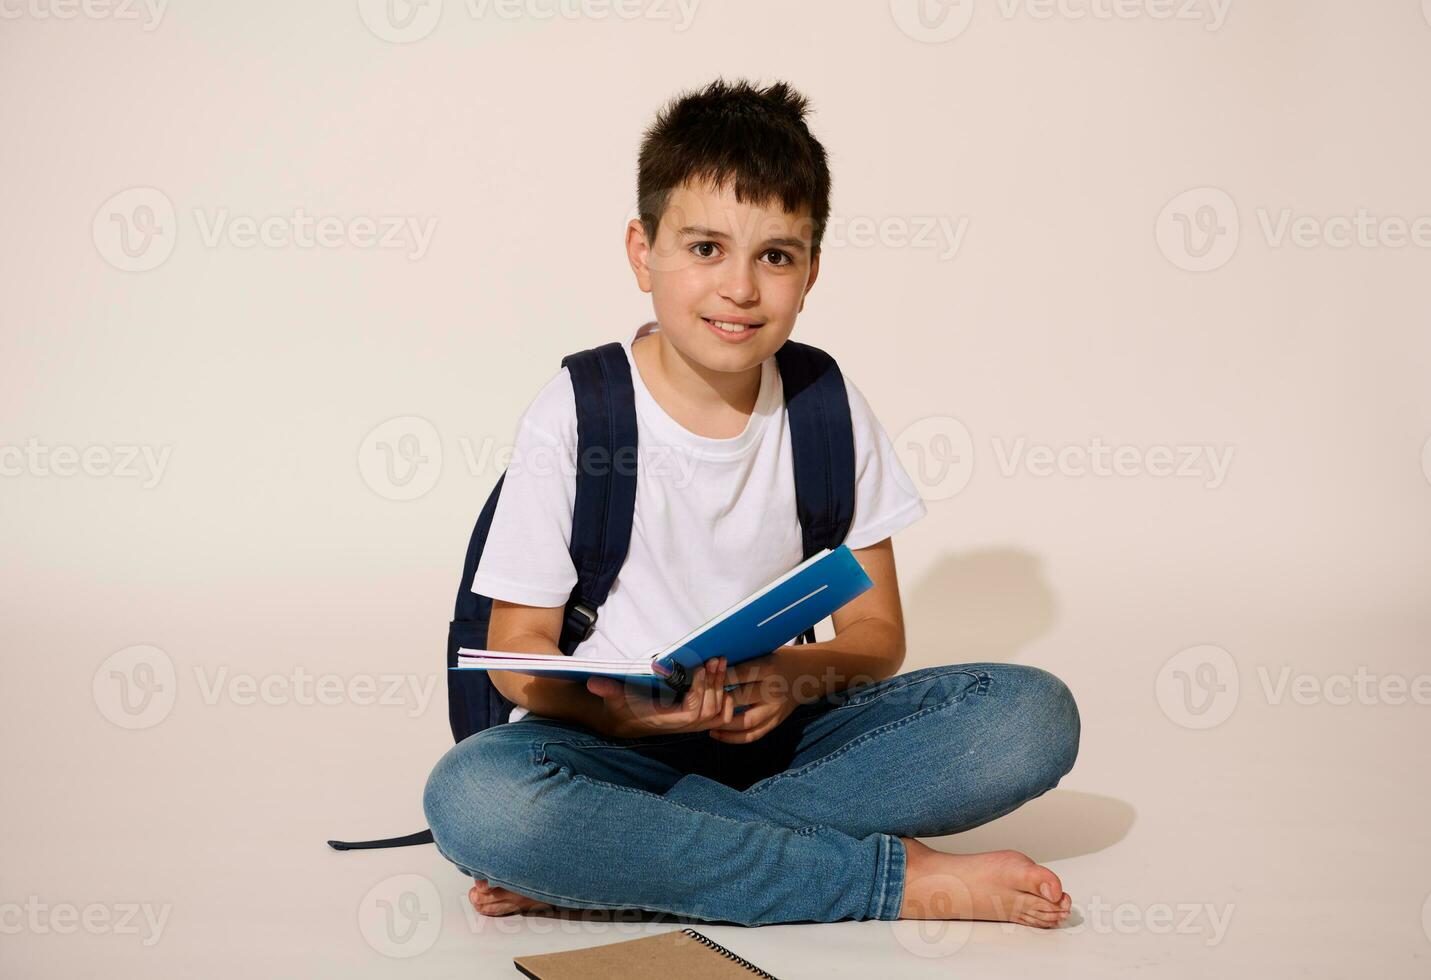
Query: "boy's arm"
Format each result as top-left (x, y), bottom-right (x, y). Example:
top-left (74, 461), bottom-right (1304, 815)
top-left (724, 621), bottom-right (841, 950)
top-left (775, 537), bottom-right (908, 702)
top-left (485, 598), bottom-right (620, 736)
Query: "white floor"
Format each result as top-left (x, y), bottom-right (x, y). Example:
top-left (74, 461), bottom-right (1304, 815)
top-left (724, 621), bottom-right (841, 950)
top-left (6, 605), bottom-right (1429, 978)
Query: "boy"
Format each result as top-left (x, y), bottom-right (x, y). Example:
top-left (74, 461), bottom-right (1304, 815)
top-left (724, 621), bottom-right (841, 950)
top-left (424, 78), bottom-right (1079, 928)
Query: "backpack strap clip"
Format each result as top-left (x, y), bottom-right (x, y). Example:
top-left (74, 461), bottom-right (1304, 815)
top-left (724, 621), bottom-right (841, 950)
top-left (563, 602), bottom-right (599, 644)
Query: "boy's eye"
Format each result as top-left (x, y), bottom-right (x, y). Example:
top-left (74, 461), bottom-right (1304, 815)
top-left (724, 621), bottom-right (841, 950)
top-left (689, 242), bottom-right (794, 267)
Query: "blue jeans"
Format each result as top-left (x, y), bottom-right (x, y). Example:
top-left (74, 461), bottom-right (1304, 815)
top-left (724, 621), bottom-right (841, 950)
top-left (422, 663), bottom-right (1079, 927)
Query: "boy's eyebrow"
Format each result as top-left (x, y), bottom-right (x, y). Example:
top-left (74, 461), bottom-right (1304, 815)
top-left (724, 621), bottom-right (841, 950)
top-left (677, 225), bottom-right (809, 252)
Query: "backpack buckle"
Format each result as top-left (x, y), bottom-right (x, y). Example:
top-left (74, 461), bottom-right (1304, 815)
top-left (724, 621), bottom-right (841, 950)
top-left (565, 602), bottom-right (598, 643)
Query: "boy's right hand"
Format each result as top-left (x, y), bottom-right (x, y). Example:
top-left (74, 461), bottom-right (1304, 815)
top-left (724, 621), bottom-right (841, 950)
top-left (586, 658), bottom-right (733, 739)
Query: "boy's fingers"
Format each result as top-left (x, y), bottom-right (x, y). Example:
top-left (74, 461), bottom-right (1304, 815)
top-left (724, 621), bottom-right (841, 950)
top-left (586, 677), bottom-right (621, 700)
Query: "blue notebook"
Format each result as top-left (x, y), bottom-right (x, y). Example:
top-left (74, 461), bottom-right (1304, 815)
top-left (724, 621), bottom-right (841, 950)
top-left (454, 544), bottom-right (874, 694)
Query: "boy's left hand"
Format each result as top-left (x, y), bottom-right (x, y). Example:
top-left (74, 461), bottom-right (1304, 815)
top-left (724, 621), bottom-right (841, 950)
top-left (708, 653), bottom-right (798, 744)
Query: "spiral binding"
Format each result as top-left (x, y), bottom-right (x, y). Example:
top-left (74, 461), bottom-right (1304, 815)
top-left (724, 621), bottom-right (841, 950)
top-left (681, 928), bottom-right (779, 979)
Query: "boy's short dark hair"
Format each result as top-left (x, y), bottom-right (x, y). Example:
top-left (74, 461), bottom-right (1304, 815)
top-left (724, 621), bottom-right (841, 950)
top-left (637, 77), bottom-right (832, 258)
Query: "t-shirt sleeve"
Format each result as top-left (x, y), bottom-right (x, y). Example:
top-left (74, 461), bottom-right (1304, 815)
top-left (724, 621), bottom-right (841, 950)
top-left (841, 374), bottom-right (928, 551)
top-left (469, 369), bottom-right (580, 607)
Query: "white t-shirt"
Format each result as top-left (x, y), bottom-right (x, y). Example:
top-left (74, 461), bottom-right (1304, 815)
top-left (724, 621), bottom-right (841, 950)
top-left (472, 321), bottom-right (928, 723)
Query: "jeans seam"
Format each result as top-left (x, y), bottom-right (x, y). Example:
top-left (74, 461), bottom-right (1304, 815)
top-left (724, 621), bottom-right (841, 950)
top-left (479, 759), bottom-right (849, 918)
top-left (529, 732), bottom-right (705, 769)
top-left (745, 669), bottom-right (991, 797)
top-left (833, 665), bottom-right (990, 711)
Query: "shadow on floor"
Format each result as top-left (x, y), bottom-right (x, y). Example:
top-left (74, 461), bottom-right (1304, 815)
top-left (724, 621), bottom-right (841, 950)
top-left (932, 789), bottom-right (1136, 863)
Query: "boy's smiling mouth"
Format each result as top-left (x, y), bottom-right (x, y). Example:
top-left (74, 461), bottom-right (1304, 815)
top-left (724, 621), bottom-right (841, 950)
top-left (701, 315), bottom-right (765, 343)
top-left (702, 315), bottom-right (766, 334)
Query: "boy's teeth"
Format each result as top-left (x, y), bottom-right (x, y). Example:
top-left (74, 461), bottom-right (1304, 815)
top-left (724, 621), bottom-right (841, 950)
top-left (707, 318), bottom-right (751, 332)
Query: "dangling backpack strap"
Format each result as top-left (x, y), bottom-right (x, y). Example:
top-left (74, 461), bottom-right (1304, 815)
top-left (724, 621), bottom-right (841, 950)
top-left (557, 342), bottom-right (639, 652)
top-left (775, 340), bottom-right (857, 645)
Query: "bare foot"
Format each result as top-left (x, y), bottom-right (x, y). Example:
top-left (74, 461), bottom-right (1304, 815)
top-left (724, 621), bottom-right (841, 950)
top-left (896, 838), bottom-right (1072, 928)
top-left (469, 878), bottom-right (557, 917)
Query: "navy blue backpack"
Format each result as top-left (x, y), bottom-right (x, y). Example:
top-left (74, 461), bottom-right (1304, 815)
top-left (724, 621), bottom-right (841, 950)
top-left (329, 337), bottom-right (856, 851)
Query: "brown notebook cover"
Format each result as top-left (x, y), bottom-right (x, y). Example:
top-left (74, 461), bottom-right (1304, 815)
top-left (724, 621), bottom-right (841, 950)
top-left (513, 927), bottom-right (779, 980)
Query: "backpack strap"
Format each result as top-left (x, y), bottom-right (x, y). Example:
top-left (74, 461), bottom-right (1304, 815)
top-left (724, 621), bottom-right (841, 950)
top-left (775, 340), bottom-right (857, 644)
top-left (556, 342), bottom-right (639, 653)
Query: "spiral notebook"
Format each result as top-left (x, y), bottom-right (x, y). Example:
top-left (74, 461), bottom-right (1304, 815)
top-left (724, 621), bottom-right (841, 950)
top-left (513, 927), bottom-right (779, 980)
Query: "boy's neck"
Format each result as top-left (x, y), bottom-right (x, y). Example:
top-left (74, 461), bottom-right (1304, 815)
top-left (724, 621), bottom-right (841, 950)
top-left (634, 327), bottom-right (763, 439)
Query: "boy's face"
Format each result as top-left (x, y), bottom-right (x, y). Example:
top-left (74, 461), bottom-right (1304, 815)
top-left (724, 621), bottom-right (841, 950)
top-left (626, 177), bottom-right (819, 373)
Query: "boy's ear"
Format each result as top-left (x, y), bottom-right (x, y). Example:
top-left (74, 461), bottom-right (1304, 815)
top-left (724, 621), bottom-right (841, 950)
top-left (798, 249), bottom-right (821, 313)
top-left (626, 218), bottom-right (653, 293)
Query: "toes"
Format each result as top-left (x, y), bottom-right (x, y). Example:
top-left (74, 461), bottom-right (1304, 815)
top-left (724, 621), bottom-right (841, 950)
top-left (1027, 867), bottom-right (1064, 904)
